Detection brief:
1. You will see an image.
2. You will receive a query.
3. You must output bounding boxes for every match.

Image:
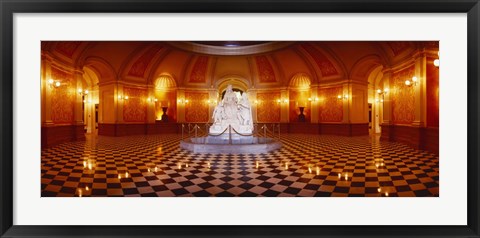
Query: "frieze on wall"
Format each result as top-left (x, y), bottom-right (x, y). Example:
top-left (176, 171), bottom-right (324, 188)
top-left (50, 67), bottom-right (75, 124)
top-left (301, 44), bottom-right (338, 77)
top-left (189, 56), bottom-right (209, 83)
top-left (255, 56), bottom-right (277, 83)
top-left (128, 45), bottom-right (163, 78)
top-left (185, 92), bottom-right (209, 122)
top-left (318, 87), bottom-right (343, 122)
top-left (392, 65), bottom-right (416, 124)
top-left (123, 87), bottom-right (147, 122)
top-left (256, 92), bottom-right (281, 122)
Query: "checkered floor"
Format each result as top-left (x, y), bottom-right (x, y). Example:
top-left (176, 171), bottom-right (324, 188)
top-left (41, 134), bottom-right (439, 197)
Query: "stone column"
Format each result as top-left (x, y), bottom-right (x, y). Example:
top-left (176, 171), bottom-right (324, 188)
top-left (413, 52), bottom-right (427, 127)
top-left (73, 69), bottom-right (85, 140)
top-left (146, 85), bottom-right (156, 123)
top-left (116, 83), bottom-right (124, 123)
top-left (176, 88), bottom-right (186, 123)
top-left (342, 81), bottom-right (350, 123)
top-left (380, 69), bottom-right (393, 125)
top-left (280, 88), bottom-right (289, 123)
top-left (41, 54), bottom-right (54, 126)
top-left (309, 84), bottom-right (319, 123)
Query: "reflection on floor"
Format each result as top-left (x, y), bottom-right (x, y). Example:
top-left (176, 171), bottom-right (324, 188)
top-left (41, 134), bottom-right (439, 197)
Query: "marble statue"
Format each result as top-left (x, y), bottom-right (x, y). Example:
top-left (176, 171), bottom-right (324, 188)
top-left (212, 102), bottom-right (225, 124)
top-left (209, 84), bottom-right (253, 135)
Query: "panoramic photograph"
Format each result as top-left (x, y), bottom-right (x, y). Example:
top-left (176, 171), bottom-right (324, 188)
top-left (40, 41), bottom-right (439, 197)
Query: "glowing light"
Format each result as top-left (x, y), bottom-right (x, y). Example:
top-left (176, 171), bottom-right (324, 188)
top-left (125, 96), bottom-right (129, 100)
top-left (125, 172), bottom-right (129, 178)
top-left (178, 163), bottom-right (182, 169)
top-left (54, 81), bottom-right (61, 87)
top-left (47, 79), bottom-right (54, 84)
top-left (255, 161), bottom-right (259, 169)
top-left (285, 162), bottom-right (289, 170)
top-left (405, 80), bottom-right (411, 86)
top-left (377, 188), bottom-right (381, 192)
top-left (308, 166), bottom-right (312, 174)
top-left (84, 90), bottom-right (89, 94)
top-left (148, 168), bottom-right (151, 172)
top-left (412, 76), bottom-right (418, 82)
top-left (155, 167), bottom-right (158, 172)
top-left (316, 166), bottom-right (320, 176)
top-left (338, 173), bottom-right (341, 179)
top-left (83, 160), bottom-right (87, 168)
top-left (118, 174), bottom-right (121, 179)
top-left (385, 192), bottom-right (389, 197)
top-left (85, 186), bottom-right (89, 191)
top-left (434, 59), bottom-right (440, 67)
top-left (78, 189), bottom-right (82, 197)
top-left (207, 162), bottom-right (211, 169)
top-left (78, 89), bottom-right (83, 93)
top-left (376, 89), bottom-right (382, 94)
top-left (344, 173), bottom-right (348, 181)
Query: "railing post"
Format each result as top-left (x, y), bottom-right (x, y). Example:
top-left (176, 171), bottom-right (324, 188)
top-left (195, 125), bottom-right (198, 139)
top-left (263, 124), bottom-right (267, 144)
top-left (181, 124), bottom-right (184, 141)
top-left (229, 125), bottom-right (232, 144)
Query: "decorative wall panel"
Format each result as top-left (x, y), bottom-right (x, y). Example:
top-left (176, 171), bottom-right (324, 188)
top-left (391, 65), bottom-right (415, 124)
top-left (318, 87), bottom-right (343, 122)
top-left (127, 45), bottom-right (163, 77)
top-left (185, 92), bottom-right (209, 122)
top-left (255, 56), bottom-right (277, 83)
top-left (301, 44), bottom-right (338, 77)
top-left (426, 57), bottom-right (439, 127)
top-left (256, 92), bottom-right (281, 122)
top-left (55, 41), bottom-right (82, 58)
top-left (189, 56), bottom-right (209, 83)
top-left (50, 67), bottom-right (75, 124)
top-left (123, 87), bottom-right (147, 122)
top-left (387, 42), bottom-right (410, 56)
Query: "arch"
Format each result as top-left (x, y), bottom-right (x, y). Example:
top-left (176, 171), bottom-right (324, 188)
top-left (288, 73), bottom-right (312, 90)
top-left (154, 74), bottom-right (177, 89)
top-left (215, 74), bottom-right (251, 94)
top-left (82, 57), bottom-right (117, 83)
top-left (350, 54), bottom-right (385, 82)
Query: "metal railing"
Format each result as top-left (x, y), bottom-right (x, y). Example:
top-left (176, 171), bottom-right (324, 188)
top-left (181, 123), bottom-right (281, 145)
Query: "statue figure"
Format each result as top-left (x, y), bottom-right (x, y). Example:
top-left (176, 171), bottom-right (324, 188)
top-left (212, 102), bottom-right (225, 124)
top-left (237, 92), bottom-right (252, 128)
top-left (222, 85), bottom-right (238, 121)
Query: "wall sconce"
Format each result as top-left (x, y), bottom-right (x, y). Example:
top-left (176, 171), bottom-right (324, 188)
top-left (254, 100), bottom-right (259, 104)
top-left (308, 97), bottom-right (319, 102)
top-left (376, 88), bottom-right (388, 103)
top-left (277, 99), bottom-right (289, 104)
top-left (405, 76), bottom-right (418, 87)
top-left (147, 98), bottom-right (158, 103)
top-left (433, 51), bottom-right (440, 67)
top-left (337, 95), bottom-right (348, 100)
top-left (206, 99), bottom-right (218, 105)
top-left (47, 79), bottom-right (61, 88)
top-left (78, 89), bottom-right (89, 95)
top-left (118, 95), bottom-right (129, 100)
top-left (178, 99), bottom-right (189, 104)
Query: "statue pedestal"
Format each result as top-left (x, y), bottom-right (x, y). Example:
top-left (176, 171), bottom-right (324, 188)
top-left (209, 123), bottom-right (252, 135)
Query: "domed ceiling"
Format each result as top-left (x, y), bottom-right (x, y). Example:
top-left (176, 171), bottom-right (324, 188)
top-left (42, 41), bottom-right (438, 89)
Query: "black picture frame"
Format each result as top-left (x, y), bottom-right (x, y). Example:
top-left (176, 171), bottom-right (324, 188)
top-left (1, 0), bottom-right (479, 237)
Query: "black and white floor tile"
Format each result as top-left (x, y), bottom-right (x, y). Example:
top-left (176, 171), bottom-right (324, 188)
top-left (41, 134), bottom-right (439, 197)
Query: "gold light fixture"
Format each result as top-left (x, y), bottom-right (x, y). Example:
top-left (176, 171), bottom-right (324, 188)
top-left (47, 79), bottom-right (61, 88)
top-left (376, 88), bottom-right (388, 103)
top-left (177, 98), bottom-right (189, 104)
top-left (78, 89), bottom-right (89, 95)
top-left (308, 97), bottom-right (319, 102)
top-left (433, 51), bottom-right (440, 67)
top-left (337, 94), bottom-right (348, 100)
top-left (405, 76), bottom-right (418, 87)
